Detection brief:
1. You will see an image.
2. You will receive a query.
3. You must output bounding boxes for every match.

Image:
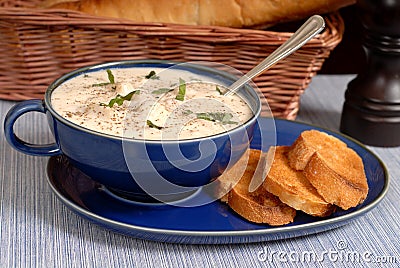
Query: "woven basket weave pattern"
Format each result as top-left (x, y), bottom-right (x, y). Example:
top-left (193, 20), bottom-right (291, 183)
top-left (0, 1), bottom-right (344, 119)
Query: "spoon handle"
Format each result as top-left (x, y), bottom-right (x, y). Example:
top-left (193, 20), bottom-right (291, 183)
top-left (225, 15), bottom-right (325, 96)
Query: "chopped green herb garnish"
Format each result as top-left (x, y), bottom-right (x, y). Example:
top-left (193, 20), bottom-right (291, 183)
top-left (183, 110), bottom-right (193, 115)
top-left (216, 86), bottom-right (224, 95)
top-left (92, 82), bottom-right (110, 87)
top-left (100, 90), bottom-right (140, 107)
top-left (146, 120), bottom-right (163, 130)
top-left (152, 88), bottom-right (174, 94)
top-left (107, 69), bottom-right (115, 84)
top-left (195, 112), bottom-right (238, 125)
top-left (176, 78), bottom-right (186, 101)
top-left (183, 110), bottom-right (238, 125)
top-left (145, 70), bottom-right (159, 79)
top-left (215, 86), bottom-right (224, 95)
top-left (92, 69), bottom-right (115, 87)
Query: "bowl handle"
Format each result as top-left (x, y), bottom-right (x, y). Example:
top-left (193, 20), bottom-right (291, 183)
top-left (4, 99), bottom-right (61, 156)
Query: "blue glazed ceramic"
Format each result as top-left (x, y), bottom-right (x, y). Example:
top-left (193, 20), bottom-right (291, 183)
top-left (46, 118), bottom-right (389, 244)
top-left (4, 60), bottom-right (261, 201)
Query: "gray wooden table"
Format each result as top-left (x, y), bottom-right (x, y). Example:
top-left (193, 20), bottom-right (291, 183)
top-left (1, 75), bottom-right (399, 267)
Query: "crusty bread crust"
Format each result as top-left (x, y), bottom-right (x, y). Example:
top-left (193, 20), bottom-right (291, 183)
top-left (304, 148), bottom-right (368, 210)
top-left (288, 130), bottom-right (347, 170)
top-left (218, 149), bottom-right (296, 225)
top-left (217, 129), bottom-right (369, 225)
top-left (40, 0), bottom-right (355, 28)
top-left (227, 187), bottom-right (297, 226)
top-left (263, 146), bottom-right (334, 217)
top-left (217, 149), bottom-right (250, 202)
top-left (286, 129), bottom-right (368, 210)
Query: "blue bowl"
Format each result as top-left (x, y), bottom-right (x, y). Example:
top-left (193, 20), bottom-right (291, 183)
top-left (4, 60), bottom-right (261, 202)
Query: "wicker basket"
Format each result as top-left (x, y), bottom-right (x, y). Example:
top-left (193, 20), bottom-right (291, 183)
top-left (0, 1), bottom-right (344, 119)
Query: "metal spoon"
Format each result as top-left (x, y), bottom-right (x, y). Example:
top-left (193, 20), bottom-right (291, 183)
top-left (224, 15), bottom-right (325, 97)
top-left (246, 15), bottom-right (325, 193)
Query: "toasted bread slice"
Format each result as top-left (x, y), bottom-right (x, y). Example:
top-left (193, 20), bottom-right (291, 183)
top-left (304, 147), bottom-right (369, 210)
top-left (218, 149), bottom-right (296, 226)
top-left (263, 146), bottom-right (335, 217)
top-left (217, 149), bottom-right (250, 203)
top-left (288, 130), bottom-right (347, 170)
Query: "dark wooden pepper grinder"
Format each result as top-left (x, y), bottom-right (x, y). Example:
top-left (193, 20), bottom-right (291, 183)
top-left (340, 0), bottom-right (400, 146)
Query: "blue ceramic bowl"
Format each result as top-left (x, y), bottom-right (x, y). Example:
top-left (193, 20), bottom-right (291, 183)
top-left (4, 60), bottom-right (261, 202)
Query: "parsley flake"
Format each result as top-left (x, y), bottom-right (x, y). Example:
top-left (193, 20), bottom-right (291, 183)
top-left (152, 88), bottom-right (174, 94)
top-left (145, 70), bottom-right (159, 79)
top-left (176, 78), bottom-right (186, 101)
top-left (216, 86), bottom-right (224, 95)
top-left (195, 112), bottom-right (238, 125)
top-left (146, 120), bottom-right (163, 130)
top-left (92, 69), bottom-right (115, 87)
top-left (100, 90), bottom-right (140, 108)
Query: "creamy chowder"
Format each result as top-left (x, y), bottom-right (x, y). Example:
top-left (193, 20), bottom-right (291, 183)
top-left (51, 67), bottom-right (254, 140)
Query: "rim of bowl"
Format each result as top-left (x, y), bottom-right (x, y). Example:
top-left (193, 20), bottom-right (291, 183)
top-left (44, 59), bottom-right (262, 144)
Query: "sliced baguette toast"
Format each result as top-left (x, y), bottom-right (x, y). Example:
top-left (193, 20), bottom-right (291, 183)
top-left (263, 146), bottom-right (334, 217)
top-left (287, 129), bottom-right (368, 210)
top-left (217, 129), bottom-right (369, 225)
top-left (304, 147), bottom-right (369, 210)
top-left (217, 149), bottom-right (250, 203)
top-left (218, 149), bottom-right (296, 226)
top-left (288, 130), bottom-right (347, 170)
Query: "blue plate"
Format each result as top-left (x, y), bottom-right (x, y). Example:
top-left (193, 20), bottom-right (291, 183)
top-left (46, 118), bottom-right (389, 244)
